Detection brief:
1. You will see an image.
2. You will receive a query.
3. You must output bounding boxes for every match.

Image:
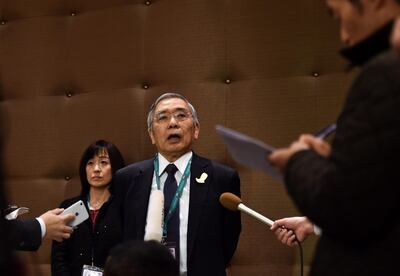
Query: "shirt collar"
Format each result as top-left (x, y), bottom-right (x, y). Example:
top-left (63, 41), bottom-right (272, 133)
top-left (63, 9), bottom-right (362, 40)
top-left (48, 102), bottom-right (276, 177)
top-left (157, 151), bottom-right (193, 176)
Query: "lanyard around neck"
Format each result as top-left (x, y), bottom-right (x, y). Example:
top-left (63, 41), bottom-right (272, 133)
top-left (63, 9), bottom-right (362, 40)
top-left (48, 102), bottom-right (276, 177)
top-left (153, 153), bottom-right (192, 236)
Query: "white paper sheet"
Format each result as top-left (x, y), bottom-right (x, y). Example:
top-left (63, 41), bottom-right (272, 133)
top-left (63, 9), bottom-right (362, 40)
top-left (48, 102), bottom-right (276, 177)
top-left (215, 125), bottom-right (282, 181)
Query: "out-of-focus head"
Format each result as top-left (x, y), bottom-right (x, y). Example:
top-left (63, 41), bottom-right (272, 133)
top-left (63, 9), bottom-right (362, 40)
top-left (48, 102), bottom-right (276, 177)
top-left (103, 240), bottom-right (179, 276)
top-left (326, 0), bottom-right (400, 46)
top-left (79, 140), bottom-right (125, 195)
top-left (147, 93), bottom-right (200, 162)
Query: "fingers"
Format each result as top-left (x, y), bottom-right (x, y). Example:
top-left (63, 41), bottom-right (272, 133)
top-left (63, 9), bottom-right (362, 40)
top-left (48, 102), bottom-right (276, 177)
top-left (63, 225), bottom-right (74, 234)
top-left (60, 213), bottom-right (76, 223)
top-left (52, 232), bottom-right (71, 242)
top-left (270, 221), bottom-right (280, 231)
top-left (269, 148), bottom-right (292, 171)
top-left (298, 134), bottom-right (331, 157)
top-left (62, 232), bottom-right (71, 240)
top-left (50, 208), bottom-right (64, 215)
top-left (286, 234), bottom-right (298, 247)
top-left (274, 227), bottom-right (297, 246)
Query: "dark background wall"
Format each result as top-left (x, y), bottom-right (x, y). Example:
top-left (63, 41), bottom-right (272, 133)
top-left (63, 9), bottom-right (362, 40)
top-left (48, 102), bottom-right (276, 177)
top-left (0, 0), bottom-right (352, 275)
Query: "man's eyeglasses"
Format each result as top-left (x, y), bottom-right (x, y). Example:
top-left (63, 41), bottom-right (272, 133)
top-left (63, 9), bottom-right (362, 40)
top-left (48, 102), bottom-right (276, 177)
top-left (153, 110), bottom-right (192, 124)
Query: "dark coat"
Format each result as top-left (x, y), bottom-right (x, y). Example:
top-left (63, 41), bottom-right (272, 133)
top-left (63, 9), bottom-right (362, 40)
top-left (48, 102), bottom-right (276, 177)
top-left (8, 218), bottom-right (42, 251)
top-left (284, 22), bottom-right (400, 275)
top-left (51, 196), bottom-right (122, 276)
top-left (114, 153), bottom-right (241, 276)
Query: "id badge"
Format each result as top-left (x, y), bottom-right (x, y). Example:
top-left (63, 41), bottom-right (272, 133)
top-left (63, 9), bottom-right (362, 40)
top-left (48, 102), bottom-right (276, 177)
top-left (82, 265), bottom-right (103, 276)
top-left (165, 242), bottom-right (178, 259)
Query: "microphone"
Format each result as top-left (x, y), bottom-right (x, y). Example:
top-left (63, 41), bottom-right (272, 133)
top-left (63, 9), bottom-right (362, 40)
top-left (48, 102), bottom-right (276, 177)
top-left (220, 193), bottom-right (305, 276)
top-left (144, 190), bottom-right (164, 242)
top-left (219, 192), bottom-right (274, 226)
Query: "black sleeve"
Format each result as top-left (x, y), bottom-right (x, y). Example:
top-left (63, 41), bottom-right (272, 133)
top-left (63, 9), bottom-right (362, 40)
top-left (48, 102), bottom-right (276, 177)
top-left (8, 219), bottom-right (42, 251)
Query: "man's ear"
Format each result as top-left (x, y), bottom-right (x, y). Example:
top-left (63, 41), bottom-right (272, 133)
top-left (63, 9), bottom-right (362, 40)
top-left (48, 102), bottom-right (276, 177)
top-left (193, 123), bottom-right (200, 140)
top-left (148, 128), bottom-right (156, 145)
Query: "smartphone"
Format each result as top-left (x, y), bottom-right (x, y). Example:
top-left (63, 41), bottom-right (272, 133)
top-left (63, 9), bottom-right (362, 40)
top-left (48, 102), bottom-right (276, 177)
top-left (62, 200), bottom-right (89, 227)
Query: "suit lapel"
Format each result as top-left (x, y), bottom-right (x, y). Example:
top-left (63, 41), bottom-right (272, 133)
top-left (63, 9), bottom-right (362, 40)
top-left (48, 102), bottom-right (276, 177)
top-left (187, 154), bottom-right (211, 261)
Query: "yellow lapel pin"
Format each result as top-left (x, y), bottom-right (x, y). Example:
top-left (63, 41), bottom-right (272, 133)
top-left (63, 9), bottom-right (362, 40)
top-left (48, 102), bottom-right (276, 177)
top-left (195, 172), bottom-right (208, 183)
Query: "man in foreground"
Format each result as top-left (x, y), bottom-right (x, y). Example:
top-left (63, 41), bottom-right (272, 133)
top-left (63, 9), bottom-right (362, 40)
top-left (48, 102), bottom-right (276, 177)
top-left (270, 0), bottom-right (400, 275)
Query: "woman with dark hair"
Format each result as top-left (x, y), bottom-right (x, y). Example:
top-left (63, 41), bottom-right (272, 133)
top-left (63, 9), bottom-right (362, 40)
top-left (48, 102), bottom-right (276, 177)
top-left (51, 140), bottom-right (125, 276)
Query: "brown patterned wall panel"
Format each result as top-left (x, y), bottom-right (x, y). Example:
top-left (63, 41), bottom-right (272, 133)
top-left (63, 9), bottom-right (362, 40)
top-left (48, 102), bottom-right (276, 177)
top-left (0, 0), bottom-right (352, 275)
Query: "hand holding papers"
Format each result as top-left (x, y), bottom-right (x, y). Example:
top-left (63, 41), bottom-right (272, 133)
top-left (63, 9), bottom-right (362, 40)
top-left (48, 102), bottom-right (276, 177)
top-left (215, 124), bottom-right (337, 181)
top-left (215, 125), bottom-right (282, 181)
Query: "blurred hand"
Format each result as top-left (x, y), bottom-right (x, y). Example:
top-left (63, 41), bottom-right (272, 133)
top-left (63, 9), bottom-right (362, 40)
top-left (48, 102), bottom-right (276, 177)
top-left (298, 134), bottom-right (331, 157)
top-left (40, 208), bottom-right (75, 242)
top-left (391, 17), bottom-right (400, 56)
top-left (270, 216), bottom-right (315, 247)
top-left (269, 134), bottom-right (332, 172)
top-left (269, 140), bottom-right (310, 172)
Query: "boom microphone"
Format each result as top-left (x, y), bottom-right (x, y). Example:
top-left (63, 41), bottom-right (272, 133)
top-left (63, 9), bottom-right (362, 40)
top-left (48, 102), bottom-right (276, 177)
top-left (219, 192), bottom-right (274, 226)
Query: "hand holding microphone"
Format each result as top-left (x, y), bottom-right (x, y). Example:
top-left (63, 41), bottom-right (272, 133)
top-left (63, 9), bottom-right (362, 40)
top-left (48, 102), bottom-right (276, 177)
top-left (271, 216), bottom-right (316, 247)
top-left (220, 192), bottom-right (305, 276)
top-left (220, 192), bottom-right (311, 246)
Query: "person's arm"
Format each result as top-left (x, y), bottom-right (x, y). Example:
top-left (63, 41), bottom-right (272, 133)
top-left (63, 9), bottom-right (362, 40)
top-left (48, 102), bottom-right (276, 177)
top-left (8, 208), bottom-right (75, 251)
top-left (8, 218), bottom-right (42, 251)
top-left (270, 216), bottom-right (316, 247)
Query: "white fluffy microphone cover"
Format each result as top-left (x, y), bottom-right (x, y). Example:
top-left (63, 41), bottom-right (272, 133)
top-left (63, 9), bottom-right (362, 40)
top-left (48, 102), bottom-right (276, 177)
top-left (144, 189), bottom-right (164, 242)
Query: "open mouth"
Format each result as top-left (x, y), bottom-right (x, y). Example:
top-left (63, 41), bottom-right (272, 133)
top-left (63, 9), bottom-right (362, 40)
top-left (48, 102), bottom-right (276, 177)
top-left (167, 133), bottom-right (181, 142)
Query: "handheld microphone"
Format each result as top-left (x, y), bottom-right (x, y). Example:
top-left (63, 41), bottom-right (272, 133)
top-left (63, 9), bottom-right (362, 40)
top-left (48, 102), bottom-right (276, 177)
top-left (219, 192), bottom-right (274, 226)
top-left (220, 192), bottom-right (305, 276)
top-left (144, 190), bottom-right (164, 242)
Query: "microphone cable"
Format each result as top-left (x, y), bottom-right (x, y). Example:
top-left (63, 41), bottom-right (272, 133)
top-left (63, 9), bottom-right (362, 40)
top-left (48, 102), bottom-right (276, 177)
top-left (296, 236), bottom-right (304, 276)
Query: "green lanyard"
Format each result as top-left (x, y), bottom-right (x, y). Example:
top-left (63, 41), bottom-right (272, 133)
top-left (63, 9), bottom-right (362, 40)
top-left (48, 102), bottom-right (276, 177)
top-left (153, 153), bottom-right (192, 236)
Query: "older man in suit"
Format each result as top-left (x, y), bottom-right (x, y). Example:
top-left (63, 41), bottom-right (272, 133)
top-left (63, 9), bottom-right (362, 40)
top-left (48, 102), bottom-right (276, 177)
top-left (116, 93), bottom-right (241, 276)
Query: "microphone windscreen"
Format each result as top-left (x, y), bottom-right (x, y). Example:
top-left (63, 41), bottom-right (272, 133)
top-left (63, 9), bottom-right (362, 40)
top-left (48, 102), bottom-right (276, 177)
top-left (144, 189), bottom-right (164, 242)
top-left (219, 192), bottom-right (242, 211)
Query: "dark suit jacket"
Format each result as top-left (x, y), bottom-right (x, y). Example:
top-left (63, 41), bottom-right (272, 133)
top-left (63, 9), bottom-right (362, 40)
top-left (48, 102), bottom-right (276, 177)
top-left (115, 153), bottom-right (241, 276)
top-left (284, 23), bottom-right (400, 275)
top-left (8, 218), bottom-right (42, 251)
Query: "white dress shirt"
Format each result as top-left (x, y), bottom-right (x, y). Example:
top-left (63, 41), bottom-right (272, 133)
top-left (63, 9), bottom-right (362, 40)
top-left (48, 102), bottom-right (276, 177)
top-left (36, 217), bottom-right (46, 238)
top-left (151, 151), bottom-right (192, 274)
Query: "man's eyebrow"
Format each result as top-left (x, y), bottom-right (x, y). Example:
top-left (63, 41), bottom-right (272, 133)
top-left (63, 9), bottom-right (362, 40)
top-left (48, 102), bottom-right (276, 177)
top-left (156, 107), bottom-right (188, 114)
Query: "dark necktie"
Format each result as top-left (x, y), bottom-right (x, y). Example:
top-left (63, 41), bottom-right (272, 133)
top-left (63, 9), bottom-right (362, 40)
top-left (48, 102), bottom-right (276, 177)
top-left (163, 164), bottom-right (180, 261)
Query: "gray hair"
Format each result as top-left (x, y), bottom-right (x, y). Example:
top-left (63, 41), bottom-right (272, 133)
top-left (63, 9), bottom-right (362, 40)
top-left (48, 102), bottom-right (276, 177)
top-left (147, 92), bottom-right (199, 130)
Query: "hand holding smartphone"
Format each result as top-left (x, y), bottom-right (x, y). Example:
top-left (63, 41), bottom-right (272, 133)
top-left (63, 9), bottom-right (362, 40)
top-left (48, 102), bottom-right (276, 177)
top-left (61, 200), bottom-right (89, 227)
